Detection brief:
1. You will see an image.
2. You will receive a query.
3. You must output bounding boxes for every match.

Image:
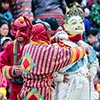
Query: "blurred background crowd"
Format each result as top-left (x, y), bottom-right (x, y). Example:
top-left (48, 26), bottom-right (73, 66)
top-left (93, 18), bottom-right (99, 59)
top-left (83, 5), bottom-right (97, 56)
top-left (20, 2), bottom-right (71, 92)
top-left (0, 0), bottom-right (100, 100)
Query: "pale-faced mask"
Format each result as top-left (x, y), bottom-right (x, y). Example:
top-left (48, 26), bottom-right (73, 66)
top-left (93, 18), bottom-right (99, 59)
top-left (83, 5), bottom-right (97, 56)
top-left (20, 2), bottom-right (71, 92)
top-left (64, 16), bottom-right (85, 36)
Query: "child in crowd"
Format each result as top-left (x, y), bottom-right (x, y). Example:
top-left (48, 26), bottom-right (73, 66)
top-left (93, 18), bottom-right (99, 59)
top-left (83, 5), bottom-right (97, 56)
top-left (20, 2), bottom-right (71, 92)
top-left (86, 27), bottom-right (99, 47)
top-left (86, 27), bottom-right (100, 65)
top-left (1, 36), bottom-right (12, 51)
top-left (0, 0), bottom-right (13, 24)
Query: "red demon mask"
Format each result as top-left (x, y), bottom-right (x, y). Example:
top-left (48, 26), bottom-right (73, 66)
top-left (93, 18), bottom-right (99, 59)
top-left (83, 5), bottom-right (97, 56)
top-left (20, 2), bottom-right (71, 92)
top-left (11, 16), bottom-right (32, 43)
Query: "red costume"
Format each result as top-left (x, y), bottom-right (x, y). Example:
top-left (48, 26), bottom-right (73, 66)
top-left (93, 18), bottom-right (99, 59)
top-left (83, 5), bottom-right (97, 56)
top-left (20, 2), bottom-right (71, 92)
top-left (0, 16), bottom-right (32, 100)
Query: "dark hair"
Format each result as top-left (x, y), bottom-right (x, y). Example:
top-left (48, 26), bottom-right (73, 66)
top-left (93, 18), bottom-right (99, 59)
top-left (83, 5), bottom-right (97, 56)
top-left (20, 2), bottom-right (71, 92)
top-left (0, 0), bottom-right (10, 3)
top-left (86, 27), bottom-right (98, 36)
top-left (44, 18), bottom-right (59, 30)
top-left (97, 69), bottom-right (100, 79)
top-left (1, 38), bottom-right (11, 46)
top-left (0, 20), bottom-right (9, 27)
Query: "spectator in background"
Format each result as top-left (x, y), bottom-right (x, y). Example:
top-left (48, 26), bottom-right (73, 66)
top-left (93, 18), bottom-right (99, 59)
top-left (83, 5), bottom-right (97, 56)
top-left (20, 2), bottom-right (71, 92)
top-left (83, 7), bottom-right (91, 30)
top-left (0, 36), bottom-right (12, 52)
top-left (79, 5), bottom-right (92, 42)
top-left (31, 0), bottom-right (67, 26)
top-left (9, 0), bottom-right (33, 21)
top-left (86, 27), bottom-right (100, 65)
top-left (0, 0), bottom-right (13, 24)
top-left (86, 27), bottom-right (99, 50)
top-left (0, 20), bottom-right (9, 52)
top-left (44, 18), bottom-right (63, 36)
top-left (87, 0), bottom-right (97, 9)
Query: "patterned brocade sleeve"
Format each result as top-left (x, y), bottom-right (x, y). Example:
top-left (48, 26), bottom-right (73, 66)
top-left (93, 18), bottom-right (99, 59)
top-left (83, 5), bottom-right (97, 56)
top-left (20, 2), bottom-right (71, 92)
top-left (69, 46), bottom-right (85, 64)
top-left (22, 44), bottom-right (85, 74)
top-left (2, 65), bottom-right (17, 79)
top-left (0, 43), bottom-right (17, 79)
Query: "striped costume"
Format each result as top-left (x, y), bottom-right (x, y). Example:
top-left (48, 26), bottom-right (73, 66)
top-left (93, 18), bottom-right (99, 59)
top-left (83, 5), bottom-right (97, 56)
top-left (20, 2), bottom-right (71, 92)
top-left (20, 41), bottom-right (85, 100)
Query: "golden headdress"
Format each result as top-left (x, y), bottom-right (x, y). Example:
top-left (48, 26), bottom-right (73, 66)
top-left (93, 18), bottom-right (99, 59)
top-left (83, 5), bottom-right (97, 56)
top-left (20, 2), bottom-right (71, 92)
top-left (64, 6), bottom-right (84, 24)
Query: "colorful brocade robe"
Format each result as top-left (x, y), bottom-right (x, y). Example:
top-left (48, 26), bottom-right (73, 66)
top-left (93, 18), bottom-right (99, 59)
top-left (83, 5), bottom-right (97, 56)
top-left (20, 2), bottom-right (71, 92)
top-left (52, 40), bottom-right (99, 100)
top-left (20, 41), bottom-right (86, 100)
top-left (0, 40), bottom-right (28, 79)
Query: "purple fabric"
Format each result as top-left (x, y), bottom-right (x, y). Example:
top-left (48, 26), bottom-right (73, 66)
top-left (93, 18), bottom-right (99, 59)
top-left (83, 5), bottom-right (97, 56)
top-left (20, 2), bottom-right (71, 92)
top-left (32, 0), bottom-right (67, 16)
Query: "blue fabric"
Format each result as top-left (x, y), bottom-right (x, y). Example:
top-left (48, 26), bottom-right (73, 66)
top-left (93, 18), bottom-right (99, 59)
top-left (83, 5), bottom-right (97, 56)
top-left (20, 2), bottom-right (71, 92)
top-left (93, 40), bottom-right (100, 52)
top-left (66, 46), bottom-right (97, 72)
top-left (87, 46), bottom-right (97, 64)
top-left (66, 58), bottom-right (84, 72)
top-left (83, 18), bottom-right (92, 31)
top-left (3, 11), bottom-right (13, 23)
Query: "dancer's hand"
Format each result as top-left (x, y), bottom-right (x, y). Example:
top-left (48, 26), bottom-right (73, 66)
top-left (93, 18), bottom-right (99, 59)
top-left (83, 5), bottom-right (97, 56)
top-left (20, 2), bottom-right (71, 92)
top-left (63, 72), bottom-right (69, 83)
top-left (53, 72), bottom-right (69, 83)
top-left (14, 66), bottom-right (23, 76)
top-left (53, 72), bottom-right (63, 82)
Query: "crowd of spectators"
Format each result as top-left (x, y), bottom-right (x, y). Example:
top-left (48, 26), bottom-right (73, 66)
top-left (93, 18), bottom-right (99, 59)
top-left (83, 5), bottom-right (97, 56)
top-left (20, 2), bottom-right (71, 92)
top-left (0, 0), bottom-right (100, 100)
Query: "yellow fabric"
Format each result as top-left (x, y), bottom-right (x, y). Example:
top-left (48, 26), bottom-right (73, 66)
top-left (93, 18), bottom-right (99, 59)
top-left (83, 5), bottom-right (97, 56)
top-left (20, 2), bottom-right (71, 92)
top-left (27, 93), bottom-right (32, 99)
top-left (0, 87), bottom-right (6, 96)
top-left (31, 41), bottom-right (48, 45)
top-left (6, 67), bottom-right (12, 79)
top-left (66, 7), bottom-right (70, 13)
top-left (78, 47), bottom-right (84, 60)
top-left (70, 47), bottom-right (76, 64)
top-left (96, 84), bottom-right (100, 92)
top-left (2, 66), bottom-right (12, 79)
